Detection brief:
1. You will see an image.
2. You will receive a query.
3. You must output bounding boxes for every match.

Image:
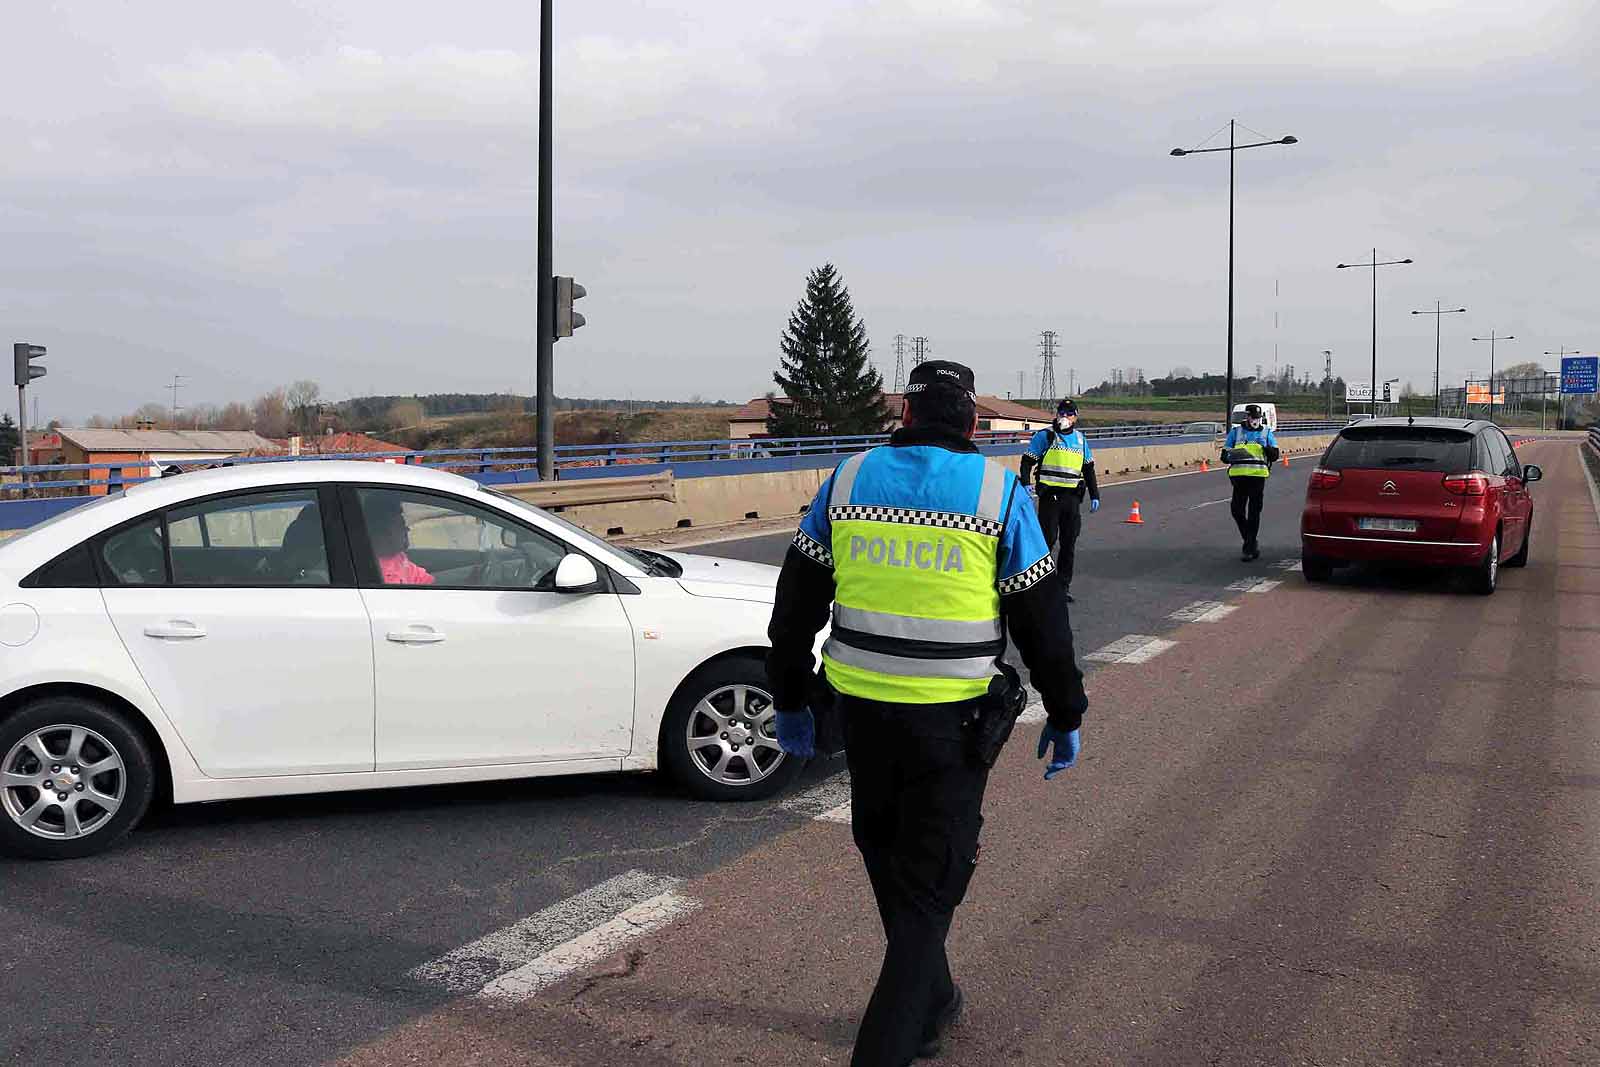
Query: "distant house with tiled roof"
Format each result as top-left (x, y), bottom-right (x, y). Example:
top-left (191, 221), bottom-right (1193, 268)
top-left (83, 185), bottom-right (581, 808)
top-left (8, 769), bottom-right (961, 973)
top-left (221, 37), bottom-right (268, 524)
top-left (57, 429), bottom-right (282, 495)
top-left (728, 394), bottom-right (1050, 439)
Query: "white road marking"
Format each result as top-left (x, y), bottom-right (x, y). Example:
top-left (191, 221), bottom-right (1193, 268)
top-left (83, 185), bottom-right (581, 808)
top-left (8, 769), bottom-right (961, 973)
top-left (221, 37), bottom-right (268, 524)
top-left (1226, 578), bottom-right (1284, 594)
top-left (1086, 634), bottom-right (1178, 664)
top-left (781, 771), bottom-right (852, 820)
top-left (1273, 557), bottom-right (1303, 571)
top-left (409, 870), bottom-right (685, 995)
top-left (1168, 600), bottom-right (1239, 623)
top-left (479, 889), bottom-right (701, 1002)
top-left (1188, 497), bottom-right (1232, 510)
top-left (815, 802), bottom-right (853, 824)
top-left (1120, 638), bottom-right (1178, 663)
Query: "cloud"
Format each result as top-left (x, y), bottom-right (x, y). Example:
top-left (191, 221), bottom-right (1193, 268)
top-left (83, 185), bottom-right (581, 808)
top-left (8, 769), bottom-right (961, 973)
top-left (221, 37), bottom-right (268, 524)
top-left (3, 0), bottom-right (1598, 419)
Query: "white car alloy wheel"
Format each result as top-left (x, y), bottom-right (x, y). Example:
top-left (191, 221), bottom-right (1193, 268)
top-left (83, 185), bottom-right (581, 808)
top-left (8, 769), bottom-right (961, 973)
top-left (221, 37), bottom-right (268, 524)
top-left (685, 683), bottom-right (784, 788)
top-left (0, 699), bottom-right (155, 860)
top-left (2, 724), bottom-right (126, 841)
top-left (661, 656), bottom-right (807, 802)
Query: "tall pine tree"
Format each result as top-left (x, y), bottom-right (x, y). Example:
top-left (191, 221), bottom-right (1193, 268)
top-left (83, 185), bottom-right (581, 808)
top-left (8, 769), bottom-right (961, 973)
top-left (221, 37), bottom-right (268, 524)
top-left (769, 264), bottom-right (886, 437)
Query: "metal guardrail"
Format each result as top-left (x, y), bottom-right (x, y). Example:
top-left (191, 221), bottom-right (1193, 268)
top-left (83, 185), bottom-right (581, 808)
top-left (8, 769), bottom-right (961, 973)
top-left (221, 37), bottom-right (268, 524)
top-left (0, 420), bottom-right (1347, 501)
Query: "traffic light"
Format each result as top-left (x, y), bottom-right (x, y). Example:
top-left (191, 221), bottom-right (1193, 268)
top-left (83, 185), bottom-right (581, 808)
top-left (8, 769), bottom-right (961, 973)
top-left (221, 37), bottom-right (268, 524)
top-left (13, 343), bottom-right (45, 388)
top-left (553, 276), bottom-right (586, 339)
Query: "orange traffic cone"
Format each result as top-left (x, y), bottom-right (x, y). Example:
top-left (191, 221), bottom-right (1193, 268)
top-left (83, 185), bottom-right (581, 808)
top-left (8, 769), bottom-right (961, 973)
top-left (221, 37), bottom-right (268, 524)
top-left (1281, 453), bottom-right (1290, 468)
top-left (1124, 500), bottom-right (1145, 525)
top-left (1199, 458), bottom-right (1210, 472)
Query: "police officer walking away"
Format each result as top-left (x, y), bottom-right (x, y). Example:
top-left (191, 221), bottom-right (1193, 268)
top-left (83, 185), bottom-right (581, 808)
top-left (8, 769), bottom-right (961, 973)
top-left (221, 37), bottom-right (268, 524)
top-left (1222, 403), bottom-right (1280, 561)
top-left (1019, 398), bottom-right (1100, 602)
top-left (765, 361), bottom-right (1090, 1067)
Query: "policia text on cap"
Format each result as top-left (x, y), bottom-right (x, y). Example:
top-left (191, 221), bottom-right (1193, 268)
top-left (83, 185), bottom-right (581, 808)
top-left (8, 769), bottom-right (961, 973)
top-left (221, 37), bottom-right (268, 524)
top-left (765, 360), bottom-right (1090, 1067)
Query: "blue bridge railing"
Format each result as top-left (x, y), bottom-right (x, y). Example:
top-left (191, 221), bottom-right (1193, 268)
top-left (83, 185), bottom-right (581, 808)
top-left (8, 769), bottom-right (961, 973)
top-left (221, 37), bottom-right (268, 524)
top-left (0, 420), bottom-right (1347, 501)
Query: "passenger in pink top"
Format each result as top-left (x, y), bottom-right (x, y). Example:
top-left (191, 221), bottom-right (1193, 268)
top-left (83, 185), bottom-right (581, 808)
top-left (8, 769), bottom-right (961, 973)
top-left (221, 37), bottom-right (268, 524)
top-left (368, 497), bottom-right (435, 586)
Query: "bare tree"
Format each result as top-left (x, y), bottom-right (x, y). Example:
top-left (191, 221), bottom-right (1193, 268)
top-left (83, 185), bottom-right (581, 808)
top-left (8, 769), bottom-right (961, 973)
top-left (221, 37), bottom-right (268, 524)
top-left (252, 389), bottom-right (291, 438)
top-left (213, 402), bottom-right (253, 430)
top-left (286, 380), bottom-right (321, 410)
top-left (129, 403), bottom-right (170, 429)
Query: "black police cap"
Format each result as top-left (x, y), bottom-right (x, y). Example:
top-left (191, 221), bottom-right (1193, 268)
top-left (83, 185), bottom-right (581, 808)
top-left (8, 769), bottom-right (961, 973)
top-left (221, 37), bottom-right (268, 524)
top-left (905, 360), bottom-right (976, 400)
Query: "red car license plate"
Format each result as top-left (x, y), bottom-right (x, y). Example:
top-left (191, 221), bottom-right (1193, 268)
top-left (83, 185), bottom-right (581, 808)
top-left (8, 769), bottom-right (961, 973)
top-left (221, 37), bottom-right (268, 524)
top-left (1358, 517), bottom-right (1419, 533)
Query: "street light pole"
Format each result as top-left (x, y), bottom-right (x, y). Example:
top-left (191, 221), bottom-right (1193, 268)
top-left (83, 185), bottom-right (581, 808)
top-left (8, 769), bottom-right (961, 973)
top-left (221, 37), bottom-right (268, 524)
top-left (1322, 349), bottom-right (1333, 420)
top-left (1337, 250), bottom-right (1412, 418)
top-left (1171, 121), bottom-right (1297, 431)
top-left (1411, 302), bottom-right (1465, 416)
top-left (1470, 332), bottom-right (1514, 424)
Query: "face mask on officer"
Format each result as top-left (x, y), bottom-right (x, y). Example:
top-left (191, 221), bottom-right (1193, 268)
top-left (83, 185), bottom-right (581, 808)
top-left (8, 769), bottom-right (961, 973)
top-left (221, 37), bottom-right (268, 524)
top-left (1055, 415), bottom-right (1075, 431)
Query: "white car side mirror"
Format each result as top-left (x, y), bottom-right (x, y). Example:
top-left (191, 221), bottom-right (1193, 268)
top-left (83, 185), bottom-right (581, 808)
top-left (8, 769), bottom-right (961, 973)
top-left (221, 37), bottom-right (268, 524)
top-left (554, 553), bottom-right (601, 593)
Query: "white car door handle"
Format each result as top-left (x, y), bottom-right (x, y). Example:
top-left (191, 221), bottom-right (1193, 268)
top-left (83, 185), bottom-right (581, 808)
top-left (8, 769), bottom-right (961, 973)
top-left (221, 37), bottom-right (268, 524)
top-left (387, 627), bottom-right (446, 645)
top-left (144, 622), bottom-right (207, 640)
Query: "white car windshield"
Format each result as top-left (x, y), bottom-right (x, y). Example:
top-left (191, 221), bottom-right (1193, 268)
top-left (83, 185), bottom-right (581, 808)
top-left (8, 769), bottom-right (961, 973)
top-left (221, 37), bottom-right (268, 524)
top-left (480, 487), bottom-right (654, 573)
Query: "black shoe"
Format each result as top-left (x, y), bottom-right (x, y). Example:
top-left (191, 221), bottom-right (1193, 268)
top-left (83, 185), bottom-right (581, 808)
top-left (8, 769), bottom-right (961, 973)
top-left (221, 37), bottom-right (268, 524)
top-left (917, 983), bottom-right (964, 1059)
top-left (1064, 591), bottom-right (1075, 603)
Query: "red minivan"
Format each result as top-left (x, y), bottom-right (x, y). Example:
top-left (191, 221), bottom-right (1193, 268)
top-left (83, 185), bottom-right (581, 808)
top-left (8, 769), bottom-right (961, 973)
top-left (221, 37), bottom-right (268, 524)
top-left (1300, 418), bottom-right (1541, 594)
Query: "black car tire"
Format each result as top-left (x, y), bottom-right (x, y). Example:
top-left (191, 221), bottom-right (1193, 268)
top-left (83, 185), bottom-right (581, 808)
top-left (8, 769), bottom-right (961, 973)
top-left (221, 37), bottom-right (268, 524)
top-left (1302, 555), bottom-right (1334, 583)
top-left (1468, 532), bottom-right (1500, 596)
top-left (661, 655), bottom-right (804, 803)
top-left (1505, 512), bottom-right (1532, 568)
top-left (0, 697), bottom-right (155, 861)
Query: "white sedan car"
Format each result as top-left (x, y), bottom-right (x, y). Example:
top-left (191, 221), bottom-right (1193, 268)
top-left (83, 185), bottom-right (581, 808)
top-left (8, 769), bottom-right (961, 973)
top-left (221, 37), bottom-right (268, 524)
top-left (0, 461), bottom-right (799, 860)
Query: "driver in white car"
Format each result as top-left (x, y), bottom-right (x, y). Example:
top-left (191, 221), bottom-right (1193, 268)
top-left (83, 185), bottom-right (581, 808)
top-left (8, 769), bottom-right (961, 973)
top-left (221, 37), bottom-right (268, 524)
top-left (368, 496), bottom-right (435, 586)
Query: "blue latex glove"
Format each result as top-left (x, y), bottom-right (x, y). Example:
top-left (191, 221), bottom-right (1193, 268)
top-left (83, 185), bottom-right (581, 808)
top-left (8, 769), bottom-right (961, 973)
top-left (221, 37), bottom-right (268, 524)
top-left (1088, 497), bottom-right (1101, 514)
top-left (775, 708), bottom-right (815, 759)
top-left (1036, 726), bottom-right (1081, 780)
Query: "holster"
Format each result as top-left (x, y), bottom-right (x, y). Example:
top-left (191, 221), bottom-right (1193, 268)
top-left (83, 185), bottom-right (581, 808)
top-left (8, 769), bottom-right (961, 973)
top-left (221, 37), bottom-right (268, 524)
top-left (809, 669), bottom-right (847, 756)
top-left (967, 663), bottom-right (1026, 768)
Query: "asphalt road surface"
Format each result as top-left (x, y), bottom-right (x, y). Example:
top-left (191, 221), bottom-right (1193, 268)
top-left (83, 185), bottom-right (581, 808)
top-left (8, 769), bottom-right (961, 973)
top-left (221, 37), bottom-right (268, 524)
top-left (4, 444), bottom-right (1597, 1066)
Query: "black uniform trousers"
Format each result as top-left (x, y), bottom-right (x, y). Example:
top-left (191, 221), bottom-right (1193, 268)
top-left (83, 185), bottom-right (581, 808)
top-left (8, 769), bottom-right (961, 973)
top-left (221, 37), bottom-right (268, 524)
top-left (843, 699), bottom-right (990, 1067)
top-left (1229, 475), bottom-right (1266, 548)
top-left (1035, 486), bottom-right (1083, 591)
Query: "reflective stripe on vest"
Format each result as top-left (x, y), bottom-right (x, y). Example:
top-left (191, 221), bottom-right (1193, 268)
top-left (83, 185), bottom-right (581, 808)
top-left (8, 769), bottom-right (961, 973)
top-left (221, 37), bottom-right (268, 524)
top-left (1038, 431), bottom-right (1086, 489)
top-left (821, 450), bottom-right (1007, 704)
top-left (1228, 436), bottom-right (1271, 479)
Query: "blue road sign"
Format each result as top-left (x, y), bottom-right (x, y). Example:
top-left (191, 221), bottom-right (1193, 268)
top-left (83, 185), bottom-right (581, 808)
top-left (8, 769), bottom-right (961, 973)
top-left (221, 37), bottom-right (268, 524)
top-left (1560, 355), bottom-right (1598, 395)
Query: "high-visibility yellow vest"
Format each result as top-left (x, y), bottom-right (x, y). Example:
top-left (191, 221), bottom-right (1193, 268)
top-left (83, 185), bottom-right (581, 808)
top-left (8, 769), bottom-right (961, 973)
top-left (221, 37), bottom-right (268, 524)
top-left (1038, 431), bottom-right (1086, 489)
top-left (1227, 433), bottom-right (1271, 479)
top-left (821, 450), bottom-right (1007, 704)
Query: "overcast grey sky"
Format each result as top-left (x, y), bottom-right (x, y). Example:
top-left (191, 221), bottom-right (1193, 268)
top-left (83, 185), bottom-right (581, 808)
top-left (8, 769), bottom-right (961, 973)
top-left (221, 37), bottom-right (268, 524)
top-left (4, 0), bottom-right (1597, 420)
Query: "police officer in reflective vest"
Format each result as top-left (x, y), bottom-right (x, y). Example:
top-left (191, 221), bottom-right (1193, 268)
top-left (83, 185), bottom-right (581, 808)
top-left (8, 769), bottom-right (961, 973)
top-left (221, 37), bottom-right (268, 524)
top-left (1019, 398), bottom-right (1100, 602)
top-left (765, 360), bottom-right (1090, 1067)
top-left (1221, 403), bottom-right (1281, 561)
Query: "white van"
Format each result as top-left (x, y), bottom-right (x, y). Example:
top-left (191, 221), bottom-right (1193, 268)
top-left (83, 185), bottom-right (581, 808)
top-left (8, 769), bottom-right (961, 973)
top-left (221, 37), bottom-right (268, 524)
top-left (1230, 402), bottom-right (1278, 433)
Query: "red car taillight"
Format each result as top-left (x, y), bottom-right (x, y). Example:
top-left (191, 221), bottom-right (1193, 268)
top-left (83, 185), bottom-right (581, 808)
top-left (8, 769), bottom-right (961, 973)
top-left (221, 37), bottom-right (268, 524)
top-left (1309, 467), bottom-right (1342, 491)
top-left (1442, 472), bottom-right (1488, 496)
